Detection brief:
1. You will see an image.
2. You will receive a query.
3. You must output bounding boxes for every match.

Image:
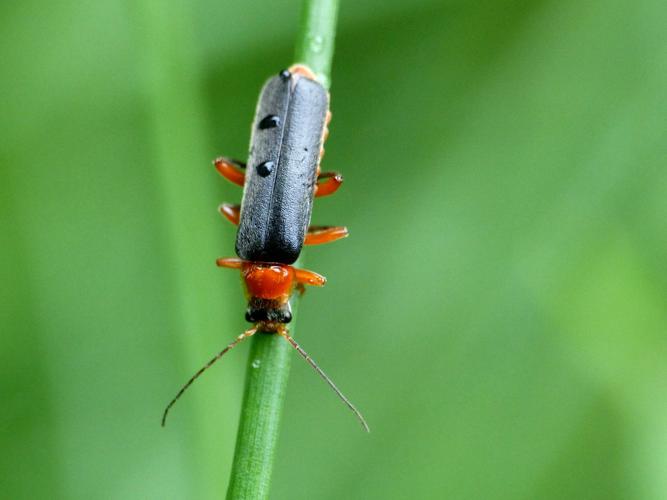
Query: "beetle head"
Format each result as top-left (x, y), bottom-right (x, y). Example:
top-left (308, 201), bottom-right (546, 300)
top-left (241, 262), bottom-right (295, 324)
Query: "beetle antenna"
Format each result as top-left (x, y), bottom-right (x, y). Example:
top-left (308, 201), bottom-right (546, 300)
top-left (277, 327), bottom-right (370, 432)
top-left (162, 326), bottom-right (258, 427)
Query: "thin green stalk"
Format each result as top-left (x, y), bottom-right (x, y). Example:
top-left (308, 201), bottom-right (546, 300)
top-left (225, 1), bottom-right (339, 499)
top-left (294, 0), bottom-right (338, 90)
top-left (224, 324), bottom-right (294, 500)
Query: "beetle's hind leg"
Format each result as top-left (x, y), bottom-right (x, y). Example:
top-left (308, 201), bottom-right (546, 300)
top-left (305, 225), bottom-right (348, 245)
top-left (315, 171), bottom-right (343, 197)
top-left (214, 157), bottom-right (246, 187)
top-left (218, 203), bottom-right (240, 225)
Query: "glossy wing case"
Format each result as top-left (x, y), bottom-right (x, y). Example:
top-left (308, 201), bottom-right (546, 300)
top-left (236, 73), bottom-right (329, 264)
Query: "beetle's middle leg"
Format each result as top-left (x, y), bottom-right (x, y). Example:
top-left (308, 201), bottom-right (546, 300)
top-left (214, 157), bottom-right (246, 187)
top-left (305, 225), bottom-right (349, 245)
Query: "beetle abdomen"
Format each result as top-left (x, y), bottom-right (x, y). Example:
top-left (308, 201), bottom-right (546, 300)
top-left (236, 70), bottom-right (328, 264)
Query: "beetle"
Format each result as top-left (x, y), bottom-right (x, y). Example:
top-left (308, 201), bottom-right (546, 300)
top-left (162, 64), bottom-right (368, 431)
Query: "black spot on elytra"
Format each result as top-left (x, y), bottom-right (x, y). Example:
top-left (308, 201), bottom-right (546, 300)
top-left (256, 161), bottom-right (274, 177)
top-left (259, 115), bottom-right (280, 129)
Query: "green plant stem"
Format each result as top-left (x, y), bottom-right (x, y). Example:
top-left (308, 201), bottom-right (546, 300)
top-left (225, 327), bottom-right (293, 499)
top-left (294, 0), bottom-right (339, 90)
top-left (225, 1), bottom-right (339, 499)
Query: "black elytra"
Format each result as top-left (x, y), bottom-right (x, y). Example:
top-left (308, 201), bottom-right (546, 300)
top-left (235, 71), bottom-right (328, 265)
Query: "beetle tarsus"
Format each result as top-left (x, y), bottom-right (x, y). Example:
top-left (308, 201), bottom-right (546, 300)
top-left (216, 257), bottom-right (243, 269)
top-left (305, 225), bottom-right (349, 245)
top-left (214, 157), bottom-right (246, 187)
top-left (219, 203), bottom-right (240, 225)
top-left (315, 171), bottom-right (343, 197)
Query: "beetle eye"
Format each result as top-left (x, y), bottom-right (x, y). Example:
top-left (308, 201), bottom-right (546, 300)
top-left (245, 307), bottom-right (292, 324)
top-left (279, 69), bottom-right (291, 80)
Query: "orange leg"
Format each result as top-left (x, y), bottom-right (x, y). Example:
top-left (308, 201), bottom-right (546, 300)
top-left (288, 64), bottom-right (317, 80)
top-left (216, 257), bottom-right (243, 269)
top-left (315, 171), bottom-right (343, 197)
top-left (293, 267), bottom-right (326, 286)
top-left (305, 225), bottom-right (349, 245)
top-left (323, 110), bottom-right (332, 142)
top-left (214, 157), bottom-right (245, 187)
top-left (219, 203), bottom-right (240, 225)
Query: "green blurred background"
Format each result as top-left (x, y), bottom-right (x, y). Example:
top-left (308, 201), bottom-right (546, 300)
top-left (2, 0), bottom-right (666, 498)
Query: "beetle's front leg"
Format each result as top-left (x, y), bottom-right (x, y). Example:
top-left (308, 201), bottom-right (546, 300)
top-left (214, 157), bottom-right (246, 187)
top-left (216, 257), bottom-right (243, 269)
top-left (293, 267), bottom-right (326, 286)
top-left (304, 225), bottom-right (348, 245)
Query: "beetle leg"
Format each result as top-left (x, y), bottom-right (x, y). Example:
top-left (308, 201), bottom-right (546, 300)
top-left (293, 267), bottom-right (327, 286)
top-left (315, 171), bottom-right (343, 197)
top-left (214, 157), bottom-right (246, 187)
top-left (216, 257), bottom-right (243, 269)
top-left (305, 225), bottom-right (349, 245)
top-left (323, 110), bottom-right (332, 142)
top-left (318, 111), bottom-right (332, 162)
top-left (218, 203), bottom-right (240, 225)
top-left (288, 64), bottom-right (318, 80)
